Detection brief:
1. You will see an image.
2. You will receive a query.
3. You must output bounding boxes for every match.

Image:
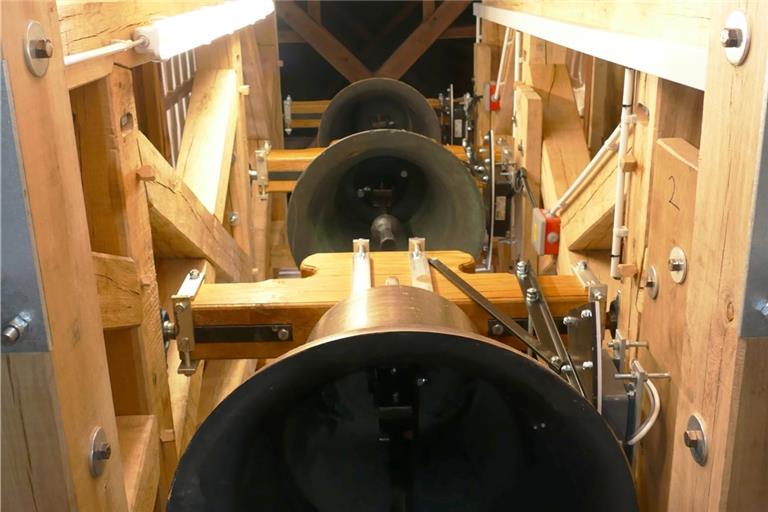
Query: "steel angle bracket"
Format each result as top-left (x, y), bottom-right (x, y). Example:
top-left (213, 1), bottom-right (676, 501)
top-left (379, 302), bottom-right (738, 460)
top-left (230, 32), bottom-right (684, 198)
top-left (563, 302), bottom-right (602, 409)
top-left (172, 269), bottom-right (206, 375)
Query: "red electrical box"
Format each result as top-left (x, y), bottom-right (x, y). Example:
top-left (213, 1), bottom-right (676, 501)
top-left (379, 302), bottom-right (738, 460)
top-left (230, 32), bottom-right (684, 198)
top-left (483, 82), bottom-right (501, 112)
top-left (531, 208), bottom-right (561, 255)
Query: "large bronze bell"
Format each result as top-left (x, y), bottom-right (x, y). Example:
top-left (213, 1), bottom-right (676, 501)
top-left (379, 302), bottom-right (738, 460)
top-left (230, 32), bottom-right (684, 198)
top-left (286, 129), bottom-right (485, 265)
top-left (168, 286), bottom-right (638, 511)
top-left (318, 78), bottom-right (441, 145)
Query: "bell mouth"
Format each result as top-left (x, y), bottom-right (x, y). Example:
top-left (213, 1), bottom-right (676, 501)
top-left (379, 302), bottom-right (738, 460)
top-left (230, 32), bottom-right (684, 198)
top-left (169, 329), bottom-right (637, 512)
top-left (318, 78), bottom-right (441, 145)
top-left (287, 130), bottom-right (485, 265)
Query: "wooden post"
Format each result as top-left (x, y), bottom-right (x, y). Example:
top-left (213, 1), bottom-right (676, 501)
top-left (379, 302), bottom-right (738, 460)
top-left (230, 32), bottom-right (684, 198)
top-left (1, 2), bottom-right (129, 510)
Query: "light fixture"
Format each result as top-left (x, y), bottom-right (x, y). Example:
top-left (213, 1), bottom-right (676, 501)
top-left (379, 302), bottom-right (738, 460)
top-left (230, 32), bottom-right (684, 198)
top-left (133, 0), bottom-right (275, 61)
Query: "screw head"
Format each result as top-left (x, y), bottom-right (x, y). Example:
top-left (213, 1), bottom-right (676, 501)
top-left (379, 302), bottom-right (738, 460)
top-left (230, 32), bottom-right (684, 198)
top-left (94, 442), bottom-right (112, 460)
top-left (683, 429), bottom-right (702, 448)
top-left (720, 28), bottom-right (741, 48)
top-left (32, 39), bottom-right (54, 58)
top-left (515, 260), bottom-right (529, 277)
top-left (581, 361), bottom-right (594, 370)
top-left (668, 259), bottom-right (685, 271)
top-left (562, 316), bottom-right (579, 326)
top-left (188, 269), bottom-right (201, 279)
top-left (490, 323), bottom-right (505, 336)
top-left (228, 212), bottom-right (240, 226)
top-left (277, 328), bottom-right (290, 341)
top-left (580, 310), bottom-right (593, 319)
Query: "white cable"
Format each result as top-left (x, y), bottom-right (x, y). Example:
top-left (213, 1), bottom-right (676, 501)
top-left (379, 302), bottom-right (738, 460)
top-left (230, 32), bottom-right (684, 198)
top-left (63, 37), bottom-right (147, 67)
top-left (626, 378), bottom-right (660, 446)
top-left (492, 27), bottom-right (511, 102)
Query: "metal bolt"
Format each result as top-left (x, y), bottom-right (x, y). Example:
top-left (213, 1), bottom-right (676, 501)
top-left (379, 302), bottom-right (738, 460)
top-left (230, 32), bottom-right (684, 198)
top-left (525, 287), bottom-right (539, 304)
top-left (549, 356), bottom-right (561, 366)
top-left (561, 364), bottom-right (573, 372)
top-left (277, 328), bottom-right (290, 341)
top-left (756, 298), bottom-right (768, 319)
top-left (580, 310), bottom-right (593, 319)
top-left (31, 39), bottom-right (54, 58)
top-left (189, 269), bottom-right (200, 279)
top-left (2, 312), bottom-right (32, 344)
top-left (720, 28), bottom-right (741, 48)
top-left (93, 442), bottom-right (112, 461)
top-left (562, 316), bottom-right (579, 326)
top-left (228, 212), bottom-right (240, 226)
top-left (490, 323), bottom-right (505, 336)
top-left (515, 260), bottom-right (528, 277)
top-left (174, 302), bottom-right (186, 314)
top-left (683, 429), bottom-right (703, 448)
top-left (581, 361), bottom-right (594, 370)
top-left (668, 258), bottom-right (685, 271)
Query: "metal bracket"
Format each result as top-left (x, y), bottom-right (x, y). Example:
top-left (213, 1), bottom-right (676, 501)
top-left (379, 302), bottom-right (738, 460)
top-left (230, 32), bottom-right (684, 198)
top-left (615, 359), bottom-right (671, 445)
top-left (172, 269), bottom-right (206, 375)
top-left (351, 239), bottom-right (371, 294)
top-left (563, 302), bottom-right (602, 409)
top-left (572, 260), bottom-right (608, 303)
top-left (249, 141), bottom-right (271, 200)
top-left (408, 238), bottom-right (433, 291)
top-left (1, 62), bottom-right (51, 353)
top-left (23, 21), bottom-right (52, 78)
top-left (283, 95), bottom-right (292, 135)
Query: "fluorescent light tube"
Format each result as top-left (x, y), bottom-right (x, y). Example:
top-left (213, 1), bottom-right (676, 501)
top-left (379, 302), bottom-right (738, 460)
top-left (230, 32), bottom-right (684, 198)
top-left (133, 0), bottom-right (275, 61)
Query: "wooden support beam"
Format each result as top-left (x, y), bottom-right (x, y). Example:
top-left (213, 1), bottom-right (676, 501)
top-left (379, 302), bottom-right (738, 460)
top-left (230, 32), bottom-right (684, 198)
top-left (116, 415), bottom-right (159, 512)
top-left (190, 251), bottom-right (587, 360)
top-left (559, 153), bottom-right (618, 251)
top-left (307, 0), bottom-right (321, 24)
top-left (93, 252), bottom-right (143, 330)
top-left (277, 0), bottom-right (371, 83)
top-left (376, 0), bottom-right (471, 79)
top-left (513, 85), bottom-right (543, 271)
top-left (176, 68), bottom-right (239, 221)
top-left (139, 133), bottom-right (250, 282)
top-left (473, 43), bottom-right (492, 148)
top-left (422, 0), bottom-right (435, 20)
top-left (666, 1), bottom-right (768, 508)
top-left (3, 3), bottom-right (131, 510)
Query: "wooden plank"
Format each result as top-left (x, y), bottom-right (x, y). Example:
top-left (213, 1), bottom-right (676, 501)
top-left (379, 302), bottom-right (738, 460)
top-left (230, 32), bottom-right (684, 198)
top-left (2, 354), bottom-right (77, 512)
top-left (116, 415), bottom-right (159, 512)
top-left (194, 34), bottom-right (255, 258)
top-left (281, 25), bottom-right (475, 44)
top-left (93, 252), bottom-right (143, 330)
top-left (473, 43), bottom-right (492, 148)
top-left (376, 1), bottom-right (471, 79)
top-left (636, 138), bottom-right (698, 511)
top-left (3, 3), bottom-right (130, 510)
top-left (560, 152), bottom-right (618, 251)
top-left (486, 0), bottom-right (710, 49)
top-left (57, 1), bottom-right (225, 56)
top-left (176, 68), bottom-right (239, 221)
top-left (513, 85), bottom-right (543, 270)
top-left (666, 1), bottom-right (768, 508)
top-left (132, 62), bottom-right (172, 163)
top-left (190, 251), bottom-right (587, 359)
top-left (277, 0), bottom-right (371, 82)
top-left (139, 133), bottom-right (250, 282)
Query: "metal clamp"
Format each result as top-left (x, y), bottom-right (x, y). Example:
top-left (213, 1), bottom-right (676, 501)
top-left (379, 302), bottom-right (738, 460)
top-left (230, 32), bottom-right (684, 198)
top-left (408, 238), bottom-right (433, 291)
top-left (249, 141), bottom-right (272, 200)
top-left (615, 359), bottom-right (670, 445)
top-left (170, 269), bottom-right (206, 375)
